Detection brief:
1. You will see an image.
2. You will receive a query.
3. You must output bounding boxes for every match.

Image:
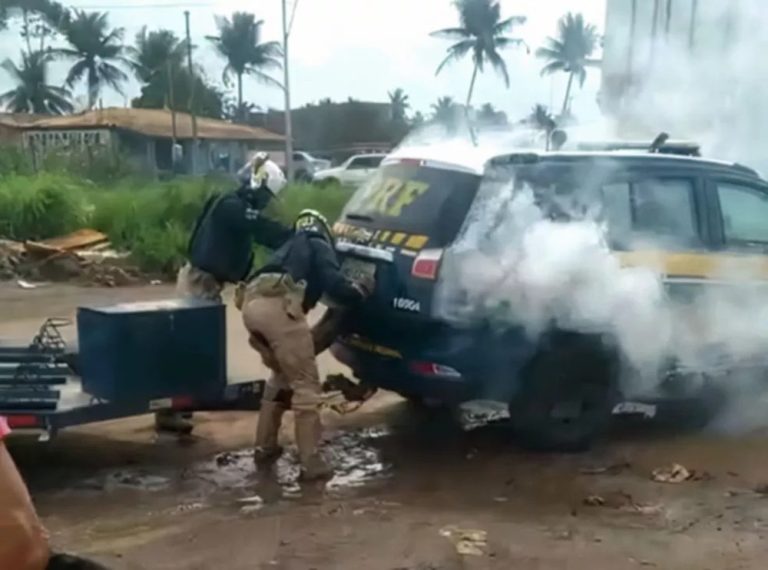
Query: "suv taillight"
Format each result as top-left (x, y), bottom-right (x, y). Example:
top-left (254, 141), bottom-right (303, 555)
top-left (411, 249), bottom-right (443, 280)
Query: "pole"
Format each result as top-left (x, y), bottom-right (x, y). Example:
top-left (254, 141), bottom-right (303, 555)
top-left (282, 0), bottom-right (294, 182)
top-left (184, 10), bottom-right (198, 175)
top-left (167, 60), bottom-right (178, 147)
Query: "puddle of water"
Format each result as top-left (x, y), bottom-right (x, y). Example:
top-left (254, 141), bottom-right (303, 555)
top-left (51, 425), bottom-right (394, 510)
top-left (76, 469), bottom-right (172, 493)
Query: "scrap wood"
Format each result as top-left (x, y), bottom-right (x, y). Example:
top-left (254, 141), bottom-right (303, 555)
top-left (39, 229), bottom-right (108, 252)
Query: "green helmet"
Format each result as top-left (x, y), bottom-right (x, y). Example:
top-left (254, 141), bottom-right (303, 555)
top-left (295, 209), bottom-right (334, 243)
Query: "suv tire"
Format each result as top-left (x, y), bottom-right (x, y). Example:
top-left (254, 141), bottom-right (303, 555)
top-left (508, 332), bottom-right (619, 452)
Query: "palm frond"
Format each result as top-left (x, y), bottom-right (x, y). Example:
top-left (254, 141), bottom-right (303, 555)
top-left (246, 69), bottom-right (283, 89)
top-left (539, 60), bottom-right (566, 76)
top-left (435, 38), bottom-right (475, 75)
top-left (494, 15), bottom-right (526, 34)
top-left (430, 27), bottom-right (471, 40)
top-left (486, 49), bottom-right (510, 87)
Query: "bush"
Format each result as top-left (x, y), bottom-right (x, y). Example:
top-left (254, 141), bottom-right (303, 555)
top-left (0, 173), bottom-right (90, 240)
top-left (0, 173), bottom-right (356, 277)
top-left (0, 145), bottom-right (34, 177)
top-left (267, 182), bottom-right (354, 225)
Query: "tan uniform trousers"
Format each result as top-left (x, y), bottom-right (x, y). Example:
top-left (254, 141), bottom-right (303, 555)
top-left (176, 263), bottom-right (224, 303)
top-left (242, 287), bottom-right (324, 469)
top-left (0, 442), bottom-right (49, 570)
top-left (243, 295), bottom-right (320, 411)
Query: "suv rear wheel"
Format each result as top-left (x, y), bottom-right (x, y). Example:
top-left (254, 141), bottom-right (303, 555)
top-left (508, 332), bottom-right (619, 452)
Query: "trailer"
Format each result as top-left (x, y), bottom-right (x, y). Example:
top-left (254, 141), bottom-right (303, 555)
top-left (0, 299), bottom-right (264, 440)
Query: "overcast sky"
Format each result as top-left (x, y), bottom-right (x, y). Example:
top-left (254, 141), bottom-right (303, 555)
top-left (0, 0), bottom-right (606, 122)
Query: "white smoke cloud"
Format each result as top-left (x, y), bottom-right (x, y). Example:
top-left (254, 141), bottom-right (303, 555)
top-left (384, 1), bottom-right (768, 433)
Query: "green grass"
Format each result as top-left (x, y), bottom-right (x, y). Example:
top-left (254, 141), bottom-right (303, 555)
top-left (0, 172), bottom-right (355, 277)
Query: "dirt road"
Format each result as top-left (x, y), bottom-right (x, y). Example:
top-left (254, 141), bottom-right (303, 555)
top-left (3, 283), bottom-right (768, 569)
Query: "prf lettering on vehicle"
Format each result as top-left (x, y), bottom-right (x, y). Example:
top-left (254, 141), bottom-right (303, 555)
top-left (360, 177), bottom-right (429, 217)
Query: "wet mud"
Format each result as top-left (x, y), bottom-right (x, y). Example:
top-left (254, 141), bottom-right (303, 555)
top-left (3, 285), bottom-right (768, 569)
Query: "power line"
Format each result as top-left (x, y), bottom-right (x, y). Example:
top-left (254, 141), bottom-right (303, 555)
top-left (71, 2), bottom-right (213, 10)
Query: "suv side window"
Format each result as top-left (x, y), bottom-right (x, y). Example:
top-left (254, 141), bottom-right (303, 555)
top-left (716, 182), bottom-right (768, 245)
top-left (633, 178), bottom-right (697, 240)
top-left (348, 156), bottom-right (382, 170)
top-left (601, 177), bottom-right (699, 247)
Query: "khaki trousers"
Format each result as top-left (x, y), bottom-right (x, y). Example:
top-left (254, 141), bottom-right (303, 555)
top-left (0, 442), bottom-right (49, 570)
top-left (242, 295), bottom-right (324, 468)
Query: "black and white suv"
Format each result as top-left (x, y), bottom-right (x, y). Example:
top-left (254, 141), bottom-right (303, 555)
top-left (330, 137), bottom-right (768, 450)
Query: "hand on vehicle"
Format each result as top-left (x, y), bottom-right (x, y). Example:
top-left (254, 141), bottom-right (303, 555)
top-left (352, 274), bottom-right (375, 298)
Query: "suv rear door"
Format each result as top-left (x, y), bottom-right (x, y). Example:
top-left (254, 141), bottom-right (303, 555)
top-left (334, 159), bottom-right (482, 341)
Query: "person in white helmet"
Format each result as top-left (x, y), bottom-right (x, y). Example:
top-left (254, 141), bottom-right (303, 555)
top-left (162, 152), bottom-right (293, 433)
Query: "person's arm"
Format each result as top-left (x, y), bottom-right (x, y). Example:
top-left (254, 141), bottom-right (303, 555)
top-left (251, 217), bottom-right (293, 250)
top-left (309, 237), bottom-right (367, 306)
top-left (0, 417), bottom-right (50, 570)
top-left (215, 196), bottom-right (292, 249)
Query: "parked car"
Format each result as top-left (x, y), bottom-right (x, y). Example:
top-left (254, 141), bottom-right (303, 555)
top-left (313, 153), bottom-right (386, 187)
top-left (292, 151), bottom-right (331, 182)
top-left (329, 137), bottom-right (768, 451)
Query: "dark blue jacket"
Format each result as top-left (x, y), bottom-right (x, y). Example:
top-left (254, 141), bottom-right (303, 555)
top-left (253, 226), bottom-right (364, 313)
top-left (188, 189), bottom-right (291, 283)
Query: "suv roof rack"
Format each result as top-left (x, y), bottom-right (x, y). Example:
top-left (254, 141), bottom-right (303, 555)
top-left (575, 140), bottom-right (701, 157)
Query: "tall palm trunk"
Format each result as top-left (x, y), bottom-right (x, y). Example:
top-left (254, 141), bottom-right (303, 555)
top-left (688, 0), bottom-right (698, 51)
top-left (561, 71), bottom-right (575, 115)
top-left (627, 0), bottom-right (637, 77)
top-left (650, 0), bottom-right (660, 69)
top-left (237, 72), bottom-right (244, 122)
top-left (466, 63), bottom-right (479, 108)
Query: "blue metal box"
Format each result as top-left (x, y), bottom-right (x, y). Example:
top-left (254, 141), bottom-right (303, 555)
top-left (77, 299), bottom-right (227, 403)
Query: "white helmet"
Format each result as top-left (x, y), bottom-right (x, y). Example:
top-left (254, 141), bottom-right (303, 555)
top-left (251, 159), bottom-right (287, 196)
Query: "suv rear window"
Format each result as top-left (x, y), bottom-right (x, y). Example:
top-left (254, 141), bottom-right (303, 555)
top-left (342, 163), bottom-right (481, 246)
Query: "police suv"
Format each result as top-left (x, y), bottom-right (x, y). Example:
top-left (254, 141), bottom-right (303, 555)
top-left (330, 136), bottom-right (768, 450)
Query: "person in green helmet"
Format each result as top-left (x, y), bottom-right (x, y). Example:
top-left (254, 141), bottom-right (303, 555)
top-left (239, 209), bottom-right (372, 481)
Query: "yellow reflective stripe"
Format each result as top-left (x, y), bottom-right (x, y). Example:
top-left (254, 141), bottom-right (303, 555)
top-left (391, 232), bottom-right (407, 245)
top-left (405, 235), bottom-right (429, 249)
top-left (617, 251), bottom-right (768, 280)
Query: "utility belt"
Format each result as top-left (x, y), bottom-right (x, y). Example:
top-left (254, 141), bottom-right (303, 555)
top-left (235, 273), bottom-right (307, 314)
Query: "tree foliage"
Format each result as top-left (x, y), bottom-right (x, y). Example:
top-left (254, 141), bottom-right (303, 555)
top-left (0, 50), bottom-right (73, 114)
top-left (536, 12), bottom-right (600, 114)
top-left (431, 0), bottom-right (526, 106)
top-left (55, 10), bottom-right (132, 109)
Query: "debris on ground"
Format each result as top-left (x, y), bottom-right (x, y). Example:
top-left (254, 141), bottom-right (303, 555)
top-left (238, 495), bottom-right (264, 515)
top-left (439, 526), bottom-right (488, 556)
top-left (652, 463), bottom-right (692, 484)
top-left (580, 460), bottom-right (632, 476)
top-left (754, 484), bottom-right (768, 495)
top-left (0, 229), bottom-right (151, 287)
top-left (582, 491), bottom-right (662, 515)
top-left (321, 373), bottom-right (378, 415)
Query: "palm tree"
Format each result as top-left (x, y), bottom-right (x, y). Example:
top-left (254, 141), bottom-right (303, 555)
top-left (55, 10), bottom-right (132, 109)
top-left (128, 27), bottom-right (185, 85)
top-left (207, 12), bottom-right (283, 119)
top-left (536, 12), bottom-right (600, 115)
top-left (431, 96), bottom-right (457, 124)
top-left (431, 0), bottom-right (526, 107)
top-left (388, 88), bottom-right (410, 123)
top-left (0, 51), bottom-right (73, 114)
top-left (526, 104), bottom-right (556, 133)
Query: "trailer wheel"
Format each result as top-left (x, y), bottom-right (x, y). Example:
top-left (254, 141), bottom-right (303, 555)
top-left (508, 333), bottom-right (619, 452)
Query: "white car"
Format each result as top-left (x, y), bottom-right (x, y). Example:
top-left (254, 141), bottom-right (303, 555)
top-left (312, 153), bottom-right (386, 187)
top-left (292, 151), bottom-right (331, 181)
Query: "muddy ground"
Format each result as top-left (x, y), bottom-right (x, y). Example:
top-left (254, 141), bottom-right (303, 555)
top-left (3, 283), bottom-right (768, 569)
